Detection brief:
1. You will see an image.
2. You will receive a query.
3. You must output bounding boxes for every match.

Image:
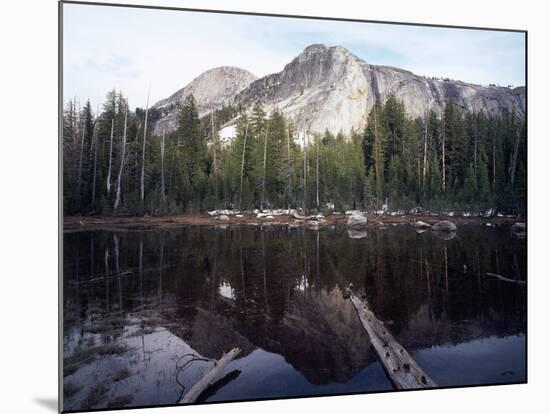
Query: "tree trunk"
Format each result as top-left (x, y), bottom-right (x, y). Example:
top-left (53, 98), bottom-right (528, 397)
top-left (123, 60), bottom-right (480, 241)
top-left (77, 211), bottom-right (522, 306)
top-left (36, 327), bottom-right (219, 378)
top-left (158, 237), bottom-right (164, 300)
top-left (303, 129), bottom-right (308, 214)
top-left (316, 138), bottom-right (319, 210)
top-left (106, 118), bottom-right (114, 195)
top-left (211, 107), bottom-right (220, 198)
top-left (71, 100), bottom-right (78, 148)
top-left (91, 120), bottom-right (98, 210)
top-left (77, 119), bottom-right (86, 204)
top-left (114, 109), bottom-right (128, 210)
top-left (510, 120), bottom-right (521, 187)
top-left (474, 123), bottom-right (478, 174)
top-left (374, 105), bottom-right (382, 205)
top-left (104, 246), bottom-right (109, 313)
top-left (261, 122), bottom-right (269, 211)
top-left (160, 129), bottom-right (166, 204)
top-left (168, 133), bottom-right (179, 196)
top-left (348, 291), bottom-right (437, 389)
top-left (287, 125), bottom-right (292, 211)
top-left (179, 348), bottom-right (241, 404)
top-left (139, 237), bottom-right (143, 306)
top-left (140, 87), bottom-right (150, 205)
top-left (239, 117), bottom-right (249, 209)
top-left (493, 128), bottom-right (497, 191)
top-left (441, 115), bottom-right (446, 192)
top-left (422, 111), bottom-right (428, 185)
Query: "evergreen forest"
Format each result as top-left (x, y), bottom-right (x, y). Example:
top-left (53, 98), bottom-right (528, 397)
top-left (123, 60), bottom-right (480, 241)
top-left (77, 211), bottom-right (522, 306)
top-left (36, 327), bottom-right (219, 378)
top-left (62, 91), bottom-right (526, 216)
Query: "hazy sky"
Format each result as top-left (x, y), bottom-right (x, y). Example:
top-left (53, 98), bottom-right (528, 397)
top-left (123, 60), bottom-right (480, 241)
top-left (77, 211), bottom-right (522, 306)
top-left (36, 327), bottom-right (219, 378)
top-left (63, 3), bottom-right (526, 110)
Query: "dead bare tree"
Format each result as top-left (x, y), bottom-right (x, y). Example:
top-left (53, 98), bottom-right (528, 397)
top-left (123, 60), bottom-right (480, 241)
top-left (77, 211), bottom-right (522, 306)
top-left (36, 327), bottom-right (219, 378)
top-left (160, 129), bottom-right (166, 204)
top-left (303, 128), bottom-right (308, 214)
top-left (422, 109), bottom-right (428, 185)
top-left (239, 116), bottom-right (250, 209)
top-left (493, 121), bottom-right (497, 191)
top-left (114, 108), bottom-right (128, 210)
top-left (287, 124), bottom-right (292, 211)
top-left (106, 118), bottom-right (115, 195)
top-left (140, 86), bottom-right (150, 206)
top-left (373, 105), bottom-right (382, 205)
top-left (441, 115), bottom-right (446, 192)
top-left (77, 116), bottom-right (86, 204)
top-left (473, 121), bottom-right (478, 174)
top-left (510, 115), bottom-right (521, 187)
top-left (261, 120), bottom-right (269, 211)
top-left (91, 105), bottom-right (100, 210)
top-left (315, 137), bottom-right (319, 211)
top-left (211, 106), bottom-right (220, 198)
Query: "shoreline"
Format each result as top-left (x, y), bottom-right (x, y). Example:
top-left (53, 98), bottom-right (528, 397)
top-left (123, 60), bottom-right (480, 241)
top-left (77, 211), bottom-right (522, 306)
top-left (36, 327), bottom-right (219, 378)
top-left (63, 212), bottom-right (520, 232)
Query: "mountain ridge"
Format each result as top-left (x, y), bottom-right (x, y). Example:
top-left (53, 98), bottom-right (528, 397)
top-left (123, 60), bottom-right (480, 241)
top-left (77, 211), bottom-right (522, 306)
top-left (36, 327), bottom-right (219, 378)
top-left (152, 66), bottom-right (256, 134)
top-left (151, 43), bottom-right (525, 138)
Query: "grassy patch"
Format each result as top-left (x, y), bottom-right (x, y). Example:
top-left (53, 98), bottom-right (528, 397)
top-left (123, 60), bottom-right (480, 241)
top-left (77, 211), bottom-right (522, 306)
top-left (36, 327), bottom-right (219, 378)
top-left (63, 343), bottom-right (128, 377)
top-left (141, 317), bottom-right (164, 327)
top-left (84, 317), bottom-right (126, 335)
top-left (127, 326), bottom-right (155, 337)
top-left (96, 343), bottom-right (127, 356)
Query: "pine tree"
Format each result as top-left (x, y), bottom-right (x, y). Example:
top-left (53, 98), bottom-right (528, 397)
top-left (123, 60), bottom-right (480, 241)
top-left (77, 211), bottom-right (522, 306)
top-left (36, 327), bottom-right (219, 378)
top-left (478, 148), bottom-right (490, 204)
top-left (463, 163), bottom-right (477, 205)
top-left (63, 88), bottom-right (526, 216)
top-left (363, 101), bottom-right (384, 205)
top-left (176, 94), bottom-right (206, 211)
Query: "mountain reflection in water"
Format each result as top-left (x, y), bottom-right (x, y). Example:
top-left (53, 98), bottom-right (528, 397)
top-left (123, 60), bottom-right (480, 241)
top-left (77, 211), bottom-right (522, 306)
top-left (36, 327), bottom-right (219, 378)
top-left (62, 224), bottom-right (526, 410)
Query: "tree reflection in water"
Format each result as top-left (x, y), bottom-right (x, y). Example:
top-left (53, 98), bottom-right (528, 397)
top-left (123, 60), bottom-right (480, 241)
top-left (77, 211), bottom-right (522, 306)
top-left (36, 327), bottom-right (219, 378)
top-left (62, 224), bottom-right (526, 410)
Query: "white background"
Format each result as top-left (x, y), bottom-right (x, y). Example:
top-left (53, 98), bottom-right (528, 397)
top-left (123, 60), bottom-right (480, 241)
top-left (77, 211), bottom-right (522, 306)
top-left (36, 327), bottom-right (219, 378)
top-left (0, 0), bottom-right (548, 413)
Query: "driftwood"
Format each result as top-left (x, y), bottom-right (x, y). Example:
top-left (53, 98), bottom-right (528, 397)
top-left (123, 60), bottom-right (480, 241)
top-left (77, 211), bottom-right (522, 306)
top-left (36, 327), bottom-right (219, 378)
top-left (486, 272), bottom-right (526, 285)
top-left (69, 271), bottom-right (134, 285)
top-left (195, 369), bottom-right (241, 403)
top-left (180, 347), bottom-right (241, 404)
top-left (347, 290), bottom-right (437, 389)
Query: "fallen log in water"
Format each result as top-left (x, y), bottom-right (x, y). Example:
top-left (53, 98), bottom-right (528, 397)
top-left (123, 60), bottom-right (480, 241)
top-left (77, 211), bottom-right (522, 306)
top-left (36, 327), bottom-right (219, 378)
top-left (195, 369), bottom-right (241, 403)
top-left (179, 347), bottom-right (241, 404)
top-left (347, 290), bottom-right (437, 389)
top-left (486, 272), bottom-right (526, 285)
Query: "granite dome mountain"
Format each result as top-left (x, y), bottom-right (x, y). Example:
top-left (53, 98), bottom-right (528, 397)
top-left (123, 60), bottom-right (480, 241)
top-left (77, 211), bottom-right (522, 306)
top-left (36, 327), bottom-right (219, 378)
top-left (152, 66), bottom-right (257, 135)
top-left (152, 43), bottom-right (525, 138)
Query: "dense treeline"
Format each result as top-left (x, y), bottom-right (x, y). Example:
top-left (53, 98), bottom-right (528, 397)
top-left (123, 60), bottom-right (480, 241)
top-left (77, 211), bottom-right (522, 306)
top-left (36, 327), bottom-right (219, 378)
top-left (63, 90), bottom-right (526, 216)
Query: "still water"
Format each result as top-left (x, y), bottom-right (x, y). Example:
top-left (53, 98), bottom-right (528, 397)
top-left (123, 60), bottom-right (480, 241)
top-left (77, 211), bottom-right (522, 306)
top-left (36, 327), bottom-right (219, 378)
top-left (62, 223), bottom-right (526, 411)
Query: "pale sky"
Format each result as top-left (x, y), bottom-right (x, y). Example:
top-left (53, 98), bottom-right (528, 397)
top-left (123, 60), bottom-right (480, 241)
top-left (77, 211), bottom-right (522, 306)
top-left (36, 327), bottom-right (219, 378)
top-left (63, 3), bottom-right (526, 111)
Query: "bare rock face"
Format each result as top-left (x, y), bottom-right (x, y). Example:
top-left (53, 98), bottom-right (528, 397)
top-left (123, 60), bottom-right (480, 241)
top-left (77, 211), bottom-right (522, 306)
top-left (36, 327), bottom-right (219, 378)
top-left (152, 44), bottom-right (525, 139)
top-left (151, 66), bottom-right (256, 135)
top-left (235, 44), bottom-right (524, 137)
top-left (235, 44), bottom-right (371, 138)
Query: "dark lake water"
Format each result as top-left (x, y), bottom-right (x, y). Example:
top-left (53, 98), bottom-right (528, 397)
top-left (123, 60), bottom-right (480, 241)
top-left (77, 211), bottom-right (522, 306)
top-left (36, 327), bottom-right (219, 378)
top-left (62, 223), bottom-right (526, 411)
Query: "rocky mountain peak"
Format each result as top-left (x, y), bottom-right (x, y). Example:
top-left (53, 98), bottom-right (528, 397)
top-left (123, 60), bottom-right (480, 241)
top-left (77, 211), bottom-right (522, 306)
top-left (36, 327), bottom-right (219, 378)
top-left (296, 43), bottom-right (357, 61)
top-left (297, 43), bottom-right (329, 59)
top-left (152, 43), bottom-right (525, 140)
top-left (154, 66), bottom-right (256, 110)
top-left (151, 66), bottom-right (256, 135)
